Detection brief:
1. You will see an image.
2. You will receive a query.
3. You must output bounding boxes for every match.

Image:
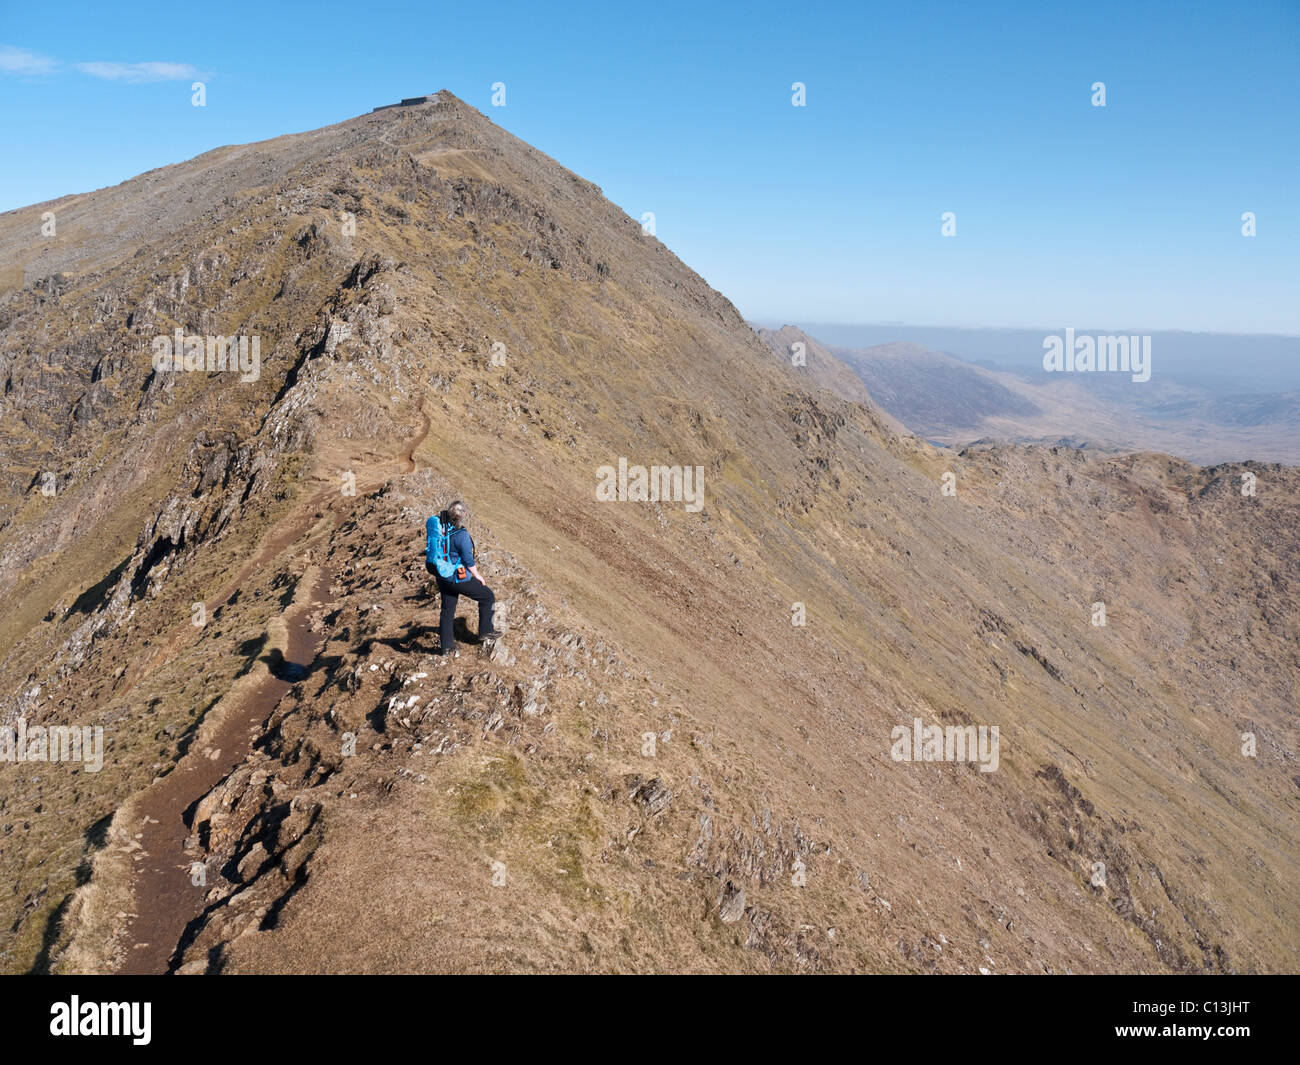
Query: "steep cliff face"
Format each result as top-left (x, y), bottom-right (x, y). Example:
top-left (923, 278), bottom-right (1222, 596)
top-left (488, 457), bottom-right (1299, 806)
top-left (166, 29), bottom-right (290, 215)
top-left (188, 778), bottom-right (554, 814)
top-left (1, 93), bottom-right (1295, 974)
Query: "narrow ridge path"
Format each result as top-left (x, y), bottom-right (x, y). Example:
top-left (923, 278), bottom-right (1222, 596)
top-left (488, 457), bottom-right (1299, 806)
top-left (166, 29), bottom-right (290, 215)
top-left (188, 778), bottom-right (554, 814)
top-left (111, 398), bottom-right (430, 973)
top-left (116, 557), bottom-right (332, 974)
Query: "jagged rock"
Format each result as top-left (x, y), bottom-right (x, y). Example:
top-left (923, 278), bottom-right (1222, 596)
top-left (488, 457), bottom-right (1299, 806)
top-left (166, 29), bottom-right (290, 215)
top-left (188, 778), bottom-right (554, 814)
top-left (717, 881), bottom-right (746, 923)
top-left (628, 776), bottom-right (672, 816)
top-left (237, 842), bottom-right (269, 882)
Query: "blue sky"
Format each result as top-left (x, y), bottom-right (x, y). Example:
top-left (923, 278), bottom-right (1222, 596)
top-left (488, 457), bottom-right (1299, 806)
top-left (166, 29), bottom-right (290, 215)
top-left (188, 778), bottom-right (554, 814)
top-left (1, 0), bottom-right (1296, 333)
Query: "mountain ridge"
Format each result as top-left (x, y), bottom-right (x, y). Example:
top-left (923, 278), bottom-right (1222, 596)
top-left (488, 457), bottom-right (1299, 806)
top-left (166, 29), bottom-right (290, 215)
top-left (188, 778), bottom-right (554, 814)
top-left (1, 94), bottom-right (1296, 974)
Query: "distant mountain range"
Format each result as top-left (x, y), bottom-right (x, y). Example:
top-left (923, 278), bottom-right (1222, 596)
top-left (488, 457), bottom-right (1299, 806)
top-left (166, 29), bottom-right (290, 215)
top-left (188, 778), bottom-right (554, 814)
top-left (760, 322), bottom-right (1300, 394)
top-left (756, 325), bottom-right (1300, 464)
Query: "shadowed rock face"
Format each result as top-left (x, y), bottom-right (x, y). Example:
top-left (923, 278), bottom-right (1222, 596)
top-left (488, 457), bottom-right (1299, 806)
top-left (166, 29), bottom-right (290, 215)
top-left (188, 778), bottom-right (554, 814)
top-left (1, 92), bottom-right (1296, 975)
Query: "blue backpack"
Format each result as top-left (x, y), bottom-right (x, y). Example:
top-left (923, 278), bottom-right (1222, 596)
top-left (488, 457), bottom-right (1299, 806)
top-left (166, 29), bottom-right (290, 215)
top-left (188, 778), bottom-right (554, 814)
top-left (425, 514), bottom-right (462, 579)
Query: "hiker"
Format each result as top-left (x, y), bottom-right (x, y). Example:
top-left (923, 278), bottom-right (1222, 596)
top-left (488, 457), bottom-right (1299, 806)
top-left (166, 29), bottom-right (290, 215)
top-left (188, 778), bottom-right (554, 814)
top-left (425, 500), bottom-right (501, 654)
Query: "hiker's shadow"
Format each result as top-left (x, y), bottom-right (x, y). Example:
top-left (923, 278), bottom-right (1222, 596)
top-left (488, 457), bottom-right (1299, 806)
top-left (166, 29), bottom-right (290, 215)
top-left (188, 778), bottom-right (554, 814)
top-left (264, 647), bottom-right (311, 681)
top-left (259, 647), bottom-right (351, 687)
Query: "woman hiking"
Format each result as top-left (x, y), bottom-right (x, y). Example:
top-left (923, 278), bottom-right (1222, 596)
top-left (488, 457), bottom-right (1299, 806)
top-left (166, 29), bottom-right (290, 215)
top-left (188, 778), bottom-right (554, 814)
top-left (426, 500), bottom-right (502, 654)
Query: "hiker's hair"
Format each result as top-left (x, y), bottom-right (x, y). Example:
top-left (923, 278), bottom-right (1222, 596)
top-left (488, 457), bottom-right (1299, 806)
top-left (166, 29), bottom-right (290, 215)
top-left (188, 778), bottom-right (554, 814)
top-left (446, 500), bottom-right (467, 526)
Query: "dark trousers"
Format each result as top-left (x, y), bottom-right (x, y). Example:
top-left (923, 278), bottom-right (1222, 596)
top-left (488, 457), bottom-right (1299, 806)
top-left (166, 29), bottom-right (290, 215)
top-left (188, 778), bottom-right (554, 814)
top-left (432, 570), bottom-right (495, 650)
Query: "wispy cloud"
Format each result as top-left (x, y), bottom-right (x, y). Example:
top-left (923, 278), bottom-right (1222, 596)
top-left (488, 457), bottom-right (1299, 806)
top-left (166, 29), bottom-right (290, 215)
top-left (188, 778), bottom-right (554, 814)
top-left (73, 60), bottom-right (201, 83)
top-left (1, 46), bottom-right (202, 82)
top-left (0, 46), bottom-right (58, 75)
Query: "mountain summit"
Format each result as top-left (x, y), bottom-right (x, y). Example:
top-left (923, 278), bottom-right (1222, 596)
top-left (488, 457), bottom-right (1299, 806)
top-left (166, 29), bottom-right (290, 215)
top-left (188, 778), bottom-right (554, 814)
top-left (1, 94), bottom-right (1295, 974)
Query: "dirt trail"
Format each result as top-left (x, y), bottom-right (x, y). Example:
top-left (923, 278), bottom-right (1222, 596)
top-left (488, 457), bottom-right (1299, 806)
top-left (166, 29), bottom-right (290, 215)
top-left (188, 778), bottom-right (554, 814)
top-left (111, 400), bottom-right (430, 973)
top-left (116, 550), bottom-right (331, 974)
top-left (404, 397), bottom-right (430, 473)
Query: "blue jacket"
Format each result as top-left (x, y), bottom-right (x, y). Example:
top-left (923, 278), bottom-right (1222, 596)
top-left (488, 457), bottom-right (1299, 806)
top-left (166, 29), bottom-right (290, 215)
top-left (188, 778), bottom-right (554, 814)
top-left (448, 527), bottom-right (475, 578)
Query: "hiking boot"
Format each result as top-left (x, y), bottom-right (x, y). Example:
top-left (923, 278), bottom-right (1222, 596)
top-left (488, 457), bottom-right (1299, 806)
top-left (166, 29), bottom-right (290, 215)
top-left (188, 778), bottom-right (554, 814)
top-left (478, 629), bottom-right (504, 641)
